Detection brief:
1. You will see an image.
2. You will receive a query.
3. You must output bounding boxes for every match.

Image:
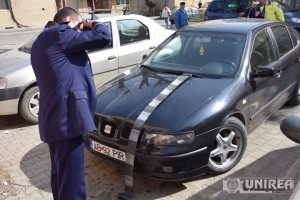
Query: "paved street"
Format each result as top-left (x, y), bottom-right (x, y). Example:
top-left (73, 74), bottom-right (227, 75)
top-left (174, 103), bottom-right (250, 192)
top-left (1, 17), bottom-right (300, 200)
top-left (1, 104), bottom-right (300, 200)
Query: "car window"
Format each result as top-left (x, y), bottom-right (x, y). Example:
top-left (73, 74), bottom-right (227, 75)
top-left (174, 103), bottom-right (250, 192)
top-left (145, 32), bottom-right (246, 78)
top-left (87, 22), bottom-right (112, 53)
top-left (103, 22), bottom-right (113, 48)
top-left (250, 30), bottom-right (275, 70)
top-left (225, 0), bottom-right (244, 13)
top-left (271, 26), bottom-right (293, 57)
top-left (287, 27), bottom-right (299, 47)
top-left (202, 2), bottom-right (211, 8)
top-left (117, 20), bottom-right (150, 46)
top-left (208, 0), bottom-right (225, 12)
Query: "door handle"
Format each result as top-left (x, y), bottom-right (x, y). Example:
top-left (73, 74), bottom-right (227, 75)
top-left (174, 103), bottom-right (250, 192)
top-left (276, 69), bottom-right (282, 78)
top-left (298, 57), bottom-right (300, 62)
top-left (149, 45), bottom-right (156, 49)
top-left (108, 55), bottom-right (116, 60)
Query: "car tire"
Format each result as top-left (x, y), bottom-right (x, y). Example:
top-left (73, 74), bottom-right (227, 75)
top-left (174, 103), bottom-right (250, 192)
top-left (19, 86), bottom-right (39, 124)
top-left (207, 117), bottom-right (247, 175)
top-left (287, 81), bottom-right (300, 106)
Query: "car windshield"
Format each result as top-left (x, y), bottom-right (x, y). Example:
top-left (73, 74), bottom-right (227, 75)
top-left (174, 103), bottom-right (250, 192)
top-left (18, 34), bottom-right (38, 54)
top-left (143, 31), bottom-right (246, 78)
top-left (208, 0), bottom-right (225, 12)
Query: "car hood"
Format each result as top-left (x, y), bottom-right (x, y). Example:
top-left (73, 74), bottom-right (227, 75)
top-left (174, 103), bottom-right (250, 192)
top-left (95, 68), bottom-right (233, 133)
top-left (0, 49), bottom-right (31, 77)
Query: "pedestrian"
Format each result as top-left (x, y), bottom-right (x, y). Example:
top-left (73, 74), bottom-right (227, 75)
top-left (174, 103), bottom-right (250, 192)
top-left (243, 0), bottom-right (260, 18)
top-left (161, 4), bottom-right (171, 28)
top-left (30, 7), bottom-right (111, 200)
top-left (174, 1), bottom-right (189, 29)
top-left (198, 2), bottom-right (203, 9)
top-left (255, 0), bottom-right (285, 21)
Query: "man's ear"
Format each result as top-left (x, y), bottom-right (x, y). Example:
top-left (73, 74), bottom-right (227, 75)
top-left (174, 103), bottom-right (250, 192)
top-left (66, 16), bottom-right (72, 22)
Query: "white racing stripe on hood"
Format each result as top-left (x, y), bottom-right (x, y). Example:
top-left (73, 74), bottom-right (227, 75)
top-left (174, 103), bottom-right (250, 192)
top-left (118, 75), bottom-right (190, 199)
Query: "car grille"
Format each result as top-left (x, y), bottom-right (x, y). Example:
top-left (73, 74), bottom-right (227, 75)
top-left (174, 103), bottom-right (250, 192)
top-left (93, 115), bottom-right (143, 141)
top-left (121, 125), bottom-right (132, 139)
top-left (94, 114), bottom-right (100, 130)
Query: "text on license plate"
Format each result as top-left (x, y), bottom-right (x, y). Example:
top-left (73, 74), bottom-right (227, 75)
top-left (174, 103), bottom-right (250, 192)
top-left (90, 139), bottom-right (126, 162)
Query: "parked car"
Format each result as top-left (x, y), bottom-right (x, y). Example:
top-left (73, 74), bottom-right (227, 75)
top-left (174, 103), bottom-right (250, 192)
top-left (0, 14), bottom-right (174, 124)
top-left (205, 0), bottom-right (300, 32)
top-left (84, 19), bottom-right (300, 180)
top-left (170, 6), bottom-right (200, 25)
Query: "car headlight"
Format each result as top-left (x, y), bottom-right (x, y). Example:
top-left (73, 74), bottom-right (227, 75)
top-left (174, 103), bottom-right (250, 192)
top-left (0, 78), bottom-right (8, 89)
top-left (140, 131), bottom-right (195, 145)
top-left (291, 17), bottom-right (300, 23)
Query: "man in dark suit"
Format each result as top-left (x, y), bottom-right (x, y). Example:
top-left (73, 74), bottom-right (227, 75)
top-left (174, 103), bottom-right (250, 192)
top-left (31, 7), bottom-right (111, 200)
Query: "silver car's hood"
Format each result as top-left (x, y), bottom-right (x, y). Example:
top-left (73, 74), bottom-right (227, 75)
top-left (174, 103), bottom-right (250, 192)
top-left (0, 49), bottom-right (31, 77)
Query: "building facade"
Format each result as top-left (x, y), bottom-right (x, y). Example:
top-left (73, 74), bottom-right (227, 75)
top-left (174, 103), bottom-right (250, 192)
top-left (0, 0), bottom-right (57, 29)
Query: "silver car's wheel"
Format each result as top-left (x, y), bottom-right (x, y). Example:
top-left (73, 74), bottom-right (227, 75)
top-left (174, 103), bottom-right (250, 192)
top-left (207, 117), bottom-right (247, 175)
top-left (19, 86), bottom-right (39, 124)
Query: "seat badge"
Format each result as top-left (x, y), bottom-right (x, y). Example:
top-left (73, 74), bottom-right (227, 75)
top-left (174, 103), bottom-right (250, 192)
top-left (104, 125), bottom-right (112, 134)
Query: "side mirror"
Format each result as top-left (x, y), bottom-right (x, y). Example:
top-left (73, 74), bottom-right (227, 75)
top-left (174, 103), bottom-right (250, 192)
top-left (251, 66), bottom-right (274, 78)
top-left (142, 54), bottom-right (147, 60)
top-left (280, 116), bottom-right (300, 143)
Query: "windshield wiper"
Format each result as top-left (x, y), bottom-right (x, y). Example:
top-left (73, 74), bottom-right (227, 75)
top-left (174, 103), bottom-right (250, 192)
top-left (140, 64), bottom-right (161, 72)
top-left (183, 73), bottom-right (206, 78)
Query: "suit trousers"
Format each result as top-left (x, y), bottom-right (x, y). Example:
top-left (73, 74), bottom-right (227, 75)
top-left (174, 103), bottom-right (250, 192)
top-left (48, 135), bottom-right (86, 200)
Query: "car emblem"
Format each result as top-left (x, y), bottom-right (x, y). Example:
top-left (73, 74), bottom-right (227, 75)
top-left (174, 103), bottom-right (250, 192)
top-left (104, 124), bottom-right (112, 134)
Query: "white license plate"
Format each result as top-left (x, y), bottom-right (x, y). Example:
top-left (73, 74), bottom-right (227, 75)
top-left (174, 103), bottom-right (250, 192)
top-left (90, 139), bottom-right (126, 162)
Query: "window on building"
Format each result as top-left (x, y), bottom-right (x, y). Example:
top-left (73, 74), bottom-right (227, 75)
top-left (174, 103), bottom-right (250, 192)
top-left (0, 0), bottom-right (9, 10)
top-left (116, 0), bottom-right (130, 5)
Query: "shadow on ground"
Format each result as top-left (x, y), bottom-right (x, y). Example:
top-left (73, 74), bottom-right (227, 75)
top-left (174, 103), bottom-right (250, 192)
top-left (187, 145), bottom-right (300, 200)
top-left (0, 115), bottom-right (33, 131)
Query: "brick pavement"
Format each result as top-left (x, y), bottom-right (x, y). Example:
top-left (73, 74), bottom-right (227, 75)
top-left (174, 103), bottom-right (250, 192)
top-left (0, 104), bottom-right (300, 200)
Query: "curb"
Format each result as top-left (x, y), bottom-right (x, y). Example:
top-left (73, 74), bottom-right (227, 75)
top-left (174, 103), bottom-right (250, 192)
top-left (0, 26), bottom-right (42, 34)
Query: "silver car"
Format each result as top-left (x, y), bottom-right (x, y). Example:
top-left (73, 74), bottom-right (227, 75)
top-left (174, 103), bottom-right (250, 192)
top-left (0, 14), bottom-right (174, 123)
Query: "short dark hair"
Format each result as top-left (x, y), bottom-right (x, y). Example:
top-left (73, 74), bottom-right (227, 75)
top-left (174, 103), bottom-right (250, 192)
top-left (180, 2), bottom-right (186, 5)
top-left (53, 7), bottom-right (81, 23)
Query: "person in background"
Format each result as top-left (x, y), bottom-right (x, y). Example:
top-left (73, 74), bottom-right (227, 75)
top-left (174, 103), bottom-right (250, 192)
top-left (198, 1), bottom-right (203, 9)
top-left (255, 0), bottom-right (285, 21)
top-left (244, 0), bottom-right (260, 18)
top-left (174, 1), bottom-right (189, 29)
top-left (161, 4), bottom-right (171, 28)
top-left (31, 7), bottom-right (111, 200)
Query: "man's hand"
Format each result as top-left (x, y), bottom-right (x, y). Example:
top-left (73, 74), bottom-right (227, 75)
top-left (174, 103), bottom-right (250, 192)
top-left (83, 20), bottom-right (93, 30)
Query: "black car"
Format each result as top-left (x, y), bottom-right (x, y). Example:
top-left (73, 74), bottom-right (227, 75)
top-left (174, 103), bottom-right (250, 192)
top-left (84, 19), bottom-right (300, 180)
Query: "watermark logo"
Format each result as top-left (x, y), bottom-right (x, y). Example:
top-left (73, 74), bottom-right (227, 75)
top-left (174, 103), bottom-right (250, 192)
top-left (223, 178), bottom-right (294, 194)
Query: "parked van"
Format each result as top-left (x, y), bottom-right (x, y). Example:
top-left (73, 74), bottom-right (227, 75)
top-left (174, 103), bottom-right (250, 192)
top-left (205, 0), bottom-right (300, 32)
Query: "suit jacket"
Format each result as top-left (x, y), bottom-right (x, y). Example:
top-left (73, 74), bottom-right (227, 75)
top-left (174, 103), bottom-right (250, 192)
top-left (31, 22), bottom-right (111, 142)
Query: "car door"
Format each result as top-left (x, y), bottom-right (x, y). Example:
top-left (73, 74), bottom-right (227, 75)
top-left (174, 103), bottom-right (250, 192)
top-left (116, 19), bottom-right (154, 73)
top-left (269, 25), bottom-right (300, 104)
top-left (88, 21), bottom-right (119, 87)
top-left (246, 29), bottom-right (281, 131)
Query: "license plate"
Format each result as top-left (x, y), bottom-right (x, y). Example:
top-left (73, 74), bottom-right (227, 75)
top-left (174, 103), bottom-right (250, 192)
top-left (90, 139), bottom-right (126, 162)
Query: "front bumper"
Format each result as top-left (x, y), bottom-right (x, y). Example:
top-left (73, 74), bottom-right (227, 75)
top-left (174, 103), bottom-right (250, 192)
top-left (83, 132), bottom-right (211, 181)
top-left (0, 86), bottom-right (25, 115)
